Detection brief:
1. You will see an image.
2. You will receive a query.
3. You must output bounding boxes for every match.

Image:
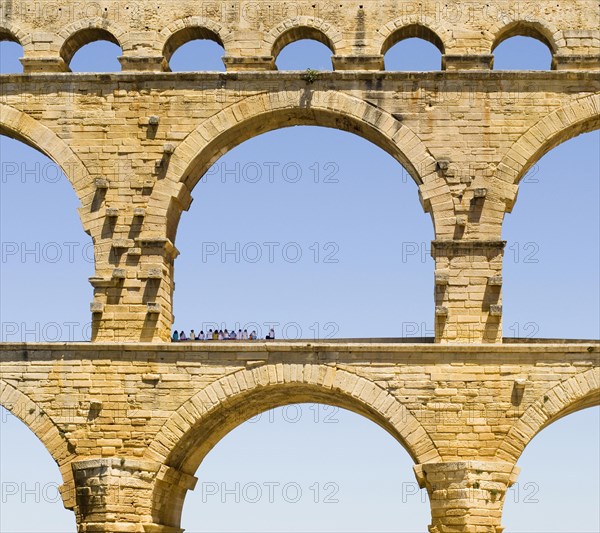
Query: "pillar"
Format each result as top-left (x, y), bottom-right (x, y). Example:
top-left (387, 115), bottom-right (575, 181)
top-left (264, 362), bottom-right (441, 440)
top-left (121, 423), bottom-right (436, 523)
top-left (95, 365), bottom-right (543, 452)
top-left (414, 461), bottom-right (520, 533)
top-left (90, 236), bottom-right (177, 343)
top-left (433, 241), bottom-right (505, 343)
top-left (71, 458), bottom-right (196, 532)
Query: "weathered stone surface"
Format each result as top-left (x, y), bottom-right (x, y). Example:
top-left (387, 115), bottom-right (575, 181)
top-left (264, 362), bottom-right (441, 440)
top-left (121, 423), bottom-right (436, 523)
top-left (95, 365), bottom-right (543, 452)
top-left (0, 0), bottom-right (598, 342)
top-left (0, 342), bottom-right (598, 530)
top-left (0, 3), bottom-right (599, 528)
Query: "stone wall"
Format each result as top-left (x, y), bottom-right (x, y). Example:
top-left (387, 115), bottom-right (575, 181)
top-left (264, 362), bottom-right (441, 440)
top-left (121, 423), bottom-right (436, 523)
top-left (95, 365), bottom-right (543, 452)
top-left (1, 73), bottom-right (597, 342)
top-left (0, 0), bottom-right (600, 343)
top-left (0, 342), bottom-right (598, 531)
top-left (1, 1), bottom-right (599, 71)
top-left (0, 0), bottom-right (598, 343)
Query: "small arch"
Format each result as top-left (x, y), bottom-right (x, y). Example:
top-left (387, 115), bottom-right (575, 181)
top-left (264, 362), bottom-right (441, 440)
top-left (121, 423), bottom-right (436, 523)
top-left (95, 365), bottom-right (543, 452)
top-left (276, 38), bottom-right (334, 70)
top-left (163, 26), bottom-right (224, 66)
top-left (0, 28), bottom-right (20, 44)
top-left (0, 24), bottom-right (30, 47)
top-left (0, 32), bottom-right (24, 74)
top-left (496, 368), bottom-right (600, 463)
top-left (267, 17), bottom-right (342, 61)
top-left (381, 24), bottom-right (445, 57)
top-left (492, 20), bottom-right (558, 55)
top-left (147, 365), bottom-right (440, 527)
top-left (493, 35), bottom-right (553, 70)
top-left (377, 17), bottom-right (451, 60)
top-left (496, 94), bottom-right (600, 200)
top-left (59, 20), bottom-right (126, 67)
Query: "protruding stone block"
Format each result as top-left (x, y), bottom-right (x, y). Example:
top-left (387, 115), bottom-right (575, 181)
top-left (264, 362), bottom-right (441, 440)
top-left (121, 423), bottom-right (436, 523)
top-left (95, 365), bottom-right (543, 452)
top-left (436, 159), bottom-right (451, 173)
top-left (435, 271), bottom-right (450, 285)
top-left (147, 302), bottom-right (161, 314)
top-left (456, 215), bottom-right (468, 226)
top-left (112, 269), bottom-right (127, 279)
top-left (90, 301), bottom-right (104, 313)
top-left (489, 304), bottom-right (503, 316)
top-left (140, 268), bottom-right (163, 280)
top-left (95, 178), bottom-right (109, 190)
top-left (112, 239), bottom-right (135, 250)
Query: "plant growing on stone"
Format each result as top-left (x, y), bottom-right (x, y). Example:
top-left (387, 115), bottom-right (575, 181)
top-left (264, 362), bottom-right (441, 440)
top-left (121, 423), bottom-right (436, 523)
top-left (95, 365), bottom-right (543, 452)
top-left (301, 68), bottom-right (320, 85)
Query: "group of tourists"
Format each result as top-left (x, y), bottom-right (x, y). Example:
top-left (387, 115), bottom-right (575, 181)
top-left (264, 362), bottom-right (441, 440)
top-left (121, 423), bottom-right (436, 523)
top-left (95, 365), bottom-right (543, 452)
top-left (172, 327), bottom-right (276, 342)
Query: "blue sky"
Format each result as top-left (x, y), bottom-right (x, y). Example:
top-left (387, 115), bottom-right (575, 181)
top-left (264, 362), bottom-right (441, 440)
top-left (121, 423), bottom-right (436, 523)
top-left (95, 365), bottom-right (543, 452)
top-left (0, 35), bottom-right (599, 531)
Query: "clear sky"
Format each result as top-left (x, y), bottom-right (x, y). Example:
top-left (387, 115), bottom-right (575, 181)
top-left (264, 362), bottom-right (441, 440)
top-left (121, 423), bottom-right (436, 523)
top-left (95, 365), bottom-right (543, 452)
top-left (0, 35), bottom-right (598, 532)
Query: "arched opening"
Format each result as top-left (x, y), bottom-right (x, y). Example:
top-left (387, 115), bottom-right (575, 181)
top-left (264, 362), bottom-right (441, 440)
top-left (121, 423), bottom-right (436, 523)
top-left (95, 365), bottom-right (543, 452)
top-left (172, 125), bottom-right (433, 340)
top-left (164, 27), bottom-right (225, 72)
top-left (0, 135), bottom-right (94, 341)
top-left (382, 25), bottom-right (444, 71)
top-left (273, 28), bottom-right (335, 70)
top-left (149, 370), bottom-right (439, 528)
top-left (0, 404), bottom-right (76, 531)
top-left (384, 38), bottom-right (443, 71)
top-left (61, 29), bottom-right (122, 72)
top-left (503, 406), bottom-right (600, 531)
top-left (0, 31), bottom-right (24, 74)
top-left (181, 403), bottom-right (430, 531)
top-left (502, 131), bottom-right (599, 339)
top-left (492, 23), bottom-right (554, 70)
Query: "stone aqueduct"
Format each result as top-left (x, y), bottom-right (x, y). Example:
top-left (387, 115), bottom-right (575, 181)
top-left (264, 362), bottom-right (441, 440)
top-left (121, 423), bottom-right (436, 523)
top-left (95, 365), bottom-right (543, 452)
top-left (0, 1), bottom-right (599, 531)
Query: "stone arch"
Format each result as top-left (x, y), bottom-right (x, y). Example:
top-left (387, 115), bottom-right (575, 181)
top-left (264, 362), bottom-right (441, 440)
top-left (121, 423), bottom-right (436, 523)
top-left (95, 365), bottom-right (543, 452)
top-left (0, 23), bottom-right (30, 47)
top-left (266, 16), bottom-right (343, 60)
top-left (496, 368), bottom-right (600, 463)
top-left (151, 90), bottom-right (445, 241)
top-left (496, 94), bottom-right (600, 208)
top-left (0, 103), bottom-right (92, 197)
top-left (378, 17), bottom-right (450, 56)
top-left (160, 17), bottom-right (230, 64)
top-left (491, 18), bottom-right (563, 56)
top-left (58, 18), bottom-right (127, 66)
top-left (0, 380), bottom-right (77, 508)
top-left (146, 364), bottom-right (440, 528)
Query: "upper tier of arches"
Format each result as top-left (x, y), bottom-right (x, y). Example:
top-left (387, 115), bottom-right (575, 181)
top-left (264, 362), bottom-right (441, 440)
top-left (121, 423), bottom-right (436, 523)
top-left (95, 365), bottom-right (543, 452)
top-left (1, 14), bottom-right (596, 73)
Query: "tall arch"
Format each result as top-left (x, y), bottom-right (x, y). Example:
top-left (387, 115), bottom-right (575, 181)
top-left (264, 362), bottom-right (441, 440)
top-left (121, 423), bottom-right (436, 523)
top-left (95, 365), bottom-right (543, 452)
top-left (58, 19), bottom-right (126, 67)
top-left (496, 368), bottom-right (600, 463)
top-left (0, 103), bottom-right (92, 203)
top-left (147, 364), bottom-right (440, 528)
top-left (496, 94), bottom-right (600, 208)
top-left (0, 380), bottom-right (77, 508)
top-left (160, 17), bottom-right (229, 65)
top-left (266, 17), bottom-right (342, 60)
top-left (151, 90), bottom-right (445, 241)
